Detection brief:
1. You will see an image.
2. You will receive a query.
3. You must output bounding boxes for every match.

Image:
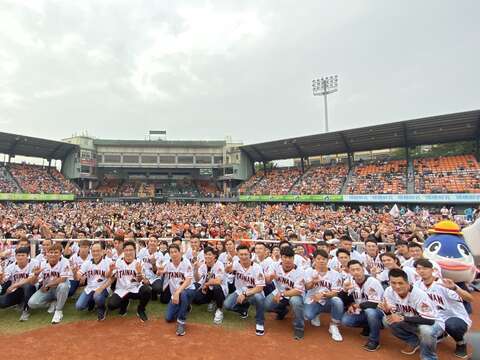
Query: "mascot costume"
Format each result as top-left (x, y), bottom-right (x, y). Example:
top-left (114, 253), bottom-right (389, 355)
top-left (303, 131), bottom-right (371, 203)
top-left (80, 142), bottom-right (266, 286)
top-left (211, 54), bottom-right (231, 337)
top-left (423, 220), bottom-right (478, 283)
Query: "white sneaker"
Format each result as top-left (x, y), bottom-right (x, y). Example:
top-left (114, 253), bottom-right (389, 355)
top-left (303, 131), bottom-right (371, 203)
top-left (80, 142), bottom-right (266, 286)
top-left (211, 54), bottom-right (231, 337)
top-left (207, 302), bottom-right (216, 313)
top-left (47, 301), bottom-right (57, 314)
top-left (51, 310), bottom-right (63, 324)
top-left (213, 309), bottom-right (224, 324)
top-left (311, 315), bottom-right (321, 327)
top-left (329, 324), bottom-right (343, 342)
top-left (19, 310), bottom-right (30, 322)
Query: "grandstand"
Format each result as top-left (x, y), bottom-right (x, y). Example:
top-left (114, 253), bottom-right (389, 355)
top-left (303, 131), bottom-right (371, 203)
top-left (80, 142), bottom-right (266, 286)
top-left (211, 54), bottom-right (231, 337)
top-left (0, 110), bottom-right (479, 203)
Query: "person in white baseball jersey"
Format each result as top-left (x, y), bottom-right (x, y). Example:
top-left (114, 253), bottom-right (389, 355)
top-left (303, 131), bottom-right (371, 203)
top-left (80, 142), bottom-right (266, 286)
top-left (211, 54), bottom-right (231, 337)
top-left (375, 253), bottom-right (416, 288)
top-left (402, 242), bottom-right (442, 281)
top-left (380, 268), bottom-right (444, 360)
top-left (218, 238), bottom-right (238, 294)
top-left (28, 243), bottom-right (72, 324)
top-left (158, 243), bottom-right (196, 336)
top-left (68, 239), bottom-right (92, 297)
top-left (192, 246), bottom-right (227, 324)
top-left (0, 247), bottom-right (36, 321)
top-left (107, 240), bottom-right (152, 322)
top-left (137, 237), bottom-right (166, 301)
top-left (341, 260), bottom-right (384, 352)
top-left (414, 259), bottom-right (472, 359)
top-left (304, 249), bottom-right (344, 342)
top-left (252, 242), bottom-right (275, 296)
top-left (74, 242), bottom-right (113, 321)
top-left (265, 246), bottom-right (305, 340)
top-left (224, 244), bottom-right (266, 336)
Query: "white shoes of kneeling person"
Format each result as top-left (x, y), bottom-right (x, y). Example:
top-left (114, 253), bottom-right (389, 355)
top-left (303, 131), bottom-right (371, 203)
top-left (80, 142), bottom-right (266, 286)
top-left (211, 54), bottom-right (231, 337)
top-left (213, 309), bottom-right (223, 325)
top-left (47, 301), bottom-right (57, 314)
top-left (311, 315), bottom-right (321, 327)
top-left (51, 310), bottom-right (63, 324)
top-left (329, 323), bottom-right (343, 342)
top-left (19, 310), bottom-right (30, 322)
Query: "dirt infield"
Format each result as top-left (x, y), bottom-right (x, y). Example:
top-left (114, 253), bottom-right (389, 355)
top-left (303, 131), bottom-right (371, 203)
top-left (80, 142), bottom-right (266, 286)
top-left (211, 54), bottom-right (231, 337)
top-left (1, 305), bottom-right (478, 360)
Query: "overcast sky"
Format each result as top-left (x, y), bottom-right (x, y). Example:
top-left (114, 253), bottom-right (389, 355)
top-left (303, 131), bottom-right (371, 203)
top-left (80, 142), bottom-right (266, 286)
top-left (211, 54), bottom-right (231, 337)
top-left (0, 0), bottom-right (479, 146)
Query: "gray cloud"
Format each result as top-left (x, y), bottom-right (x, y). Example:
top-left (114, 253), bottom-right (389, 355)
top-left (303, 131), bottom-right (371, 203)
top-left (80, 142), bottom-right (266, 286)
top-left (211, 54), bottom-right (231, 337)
top-left (0, 0), bottom-right (479, 146)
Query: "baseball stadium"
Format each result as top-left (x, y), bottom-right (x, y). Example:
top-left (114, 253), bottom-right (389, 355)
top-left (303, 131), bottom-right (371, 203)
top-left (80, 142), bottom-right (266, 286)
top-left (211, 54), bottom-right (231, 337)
top-left (1, 2), bottom-right (480, 360)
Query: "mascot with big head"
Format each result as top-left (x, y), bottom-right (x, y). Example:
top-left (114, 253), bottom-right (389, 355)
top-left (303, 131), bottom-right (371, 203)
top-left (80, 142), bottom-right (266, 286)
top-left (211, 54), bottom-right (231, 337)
top-left (423, 219), bottom-right (479, 283)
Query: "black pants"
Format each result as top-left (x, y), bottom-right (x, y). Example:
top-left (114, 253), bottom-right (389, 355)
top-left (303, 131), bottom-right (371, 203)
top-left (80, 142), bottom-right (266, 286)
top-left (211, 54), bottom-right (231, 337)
top-left (151, 278), bottom-right (164, 300)
top-left (445, 317), bottom-right (469, 342)
top-left (0, 284), bottom-right (36, 310)
top-left (160, 287), bottom-right (172, 304)
top-left (193, 285), bottom-right (225, 309)
top-left (108, 285), bottom-right (152, 312)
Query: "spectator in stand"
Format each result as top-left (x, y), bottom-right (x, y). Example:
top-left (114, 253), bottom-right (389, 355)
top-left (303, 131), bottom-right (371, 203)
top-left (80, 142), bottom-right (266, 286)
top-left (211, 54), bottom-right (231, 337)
top-left (414, 155), bottom-right (480, 194)
top-left (9, 164), bottom-right (76, 194)
top-left (248, 168), bottom-right (302, 195)
top-left (346, 160), bottom-right (407, 194)
top-left (291, 164), bottom-right (348, 195)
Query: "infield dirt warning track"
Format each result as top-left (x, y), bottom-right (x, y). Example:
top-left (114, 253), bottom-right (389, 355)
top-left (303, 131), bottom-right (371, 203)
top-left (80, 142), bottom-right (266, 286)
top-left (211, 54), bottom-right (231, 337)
top-left (0, 303), bottom-right (478, 360)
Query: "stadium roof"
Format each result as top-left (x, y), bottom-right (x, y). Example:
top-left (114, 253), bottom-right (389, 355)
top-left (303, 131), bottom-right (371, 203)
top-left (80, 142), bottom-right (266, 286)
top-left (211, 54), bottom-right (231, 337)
top-left (93, 139), bottom-right (226, 148)
top-left (241, 110), bottom-right (480, 162)
top-left (0, 132), bottom-right (79, 160)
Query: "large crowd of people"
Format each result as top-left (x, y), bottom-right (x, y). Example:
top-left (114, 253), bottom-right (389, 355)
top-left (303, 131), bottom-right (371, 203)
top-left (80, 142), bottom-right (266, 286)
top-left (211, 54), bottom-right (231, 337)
top-left (346, 160), bottom-right (408, 194)
top-left (415, 155), bottom-right (480, 194)
top-left (0, 168), bottom-right (18, 193)
top-left (248, 168), bottom-right (302, 195)
top-left (9, 164), bottom-right (74, 194)
top-left (291, 164), bottom-right (348, 195)
top-left (0, 201), bottom-right (477, 359)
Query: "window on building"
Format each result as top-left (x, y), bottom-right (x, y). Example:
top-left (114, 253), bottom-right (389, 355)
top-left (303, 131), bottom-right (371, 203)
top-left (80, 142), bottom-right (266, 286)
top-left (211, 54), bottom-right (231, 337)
top-left (177, 156), bottom-right (194, 164)
top-left (104, 155), bottom-right (121, 163)
top-left (159, 155), bottom-right (176, 164)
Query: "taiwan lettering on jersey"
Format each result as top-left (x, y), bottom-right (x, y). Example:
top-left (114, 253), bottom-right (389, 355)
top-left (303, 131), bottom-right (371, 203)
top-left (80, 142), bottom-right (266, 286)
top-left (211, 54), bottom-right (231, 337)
top-left (137, 248), bottom-right (166, 282)
top-left (304, 268), bottom-right (342, 305)
top-left (38, 257), bottom-right (72, 285)
top-left (113, 258), bottom-right (144, 298)
top-left (383, 286), bottom-right (443, 328)
top-left (415, 279), bottom-right (471, 328)
top-left (163, 258), bottom-right (195, 294)
top-left (3, 260), bottom-right (36, 285)
top-left (196, 260), bottom-right (228, 296)
top-left (232, 261), bottom-right (265, 295)
top-left (79, 257), bottom-right (112, 294)
top-left (266, 261), bottom-right (304, 297)
top-left (350, 276), bottom-right (384, 305)
top-left (363, 254), bottom-right (384, 271)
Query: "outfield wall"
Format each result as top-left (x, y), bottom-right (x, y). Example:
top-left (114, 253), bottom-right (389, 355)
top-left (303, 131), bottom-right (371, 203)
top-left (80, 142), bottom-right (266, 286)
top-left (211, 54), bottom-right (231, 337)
top-left (0, 193), bottom-right (75, 201)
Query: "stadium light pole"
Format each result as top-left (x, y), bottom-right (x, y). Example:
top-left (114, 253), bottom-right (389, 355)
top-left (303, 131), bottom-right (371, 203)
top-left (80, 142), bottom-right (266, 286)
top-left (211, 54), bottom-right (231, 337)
top-left (312, 75), bottom-right (338, 133)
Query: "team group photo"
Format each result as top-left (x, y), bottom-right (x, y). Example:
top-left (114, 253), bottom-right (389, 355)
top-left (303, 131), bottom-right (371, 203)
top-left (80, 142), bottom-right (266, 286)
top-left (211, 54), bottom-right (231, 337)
top-left (0, 1), bottom-right (479, 359)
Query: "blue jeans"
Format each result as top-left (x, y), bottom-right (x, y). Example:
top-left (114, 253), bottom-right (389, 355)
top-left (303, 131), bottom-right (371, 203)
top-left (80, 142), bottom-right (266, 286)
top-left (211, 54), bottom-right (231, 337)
top-left (224, 292), bottom-right (265, 326)
top-left (387, 320), bottom-right (444, 360)
top-left (304, 297), bottom-right (344, 323)
top-left (342, 308), bottom-right (383, 344)
top-left (445, 317), bottom-right (468, 343)
top-left (165, 289), bottom-right (195, 323)
top-left (68, 280), bottom-right (80, 297)
top-left (75, 289), bottom-right (109, 315)
top-left (265, 293), bottom-right (304, 331)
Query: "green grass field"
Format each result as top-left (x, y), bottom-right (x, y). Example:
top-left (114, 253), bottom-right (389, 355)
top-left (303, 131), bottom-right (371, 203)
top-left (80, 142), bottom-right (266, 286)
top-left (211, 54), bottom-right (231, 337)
top-left (0, 297), bottom-right (254, 335)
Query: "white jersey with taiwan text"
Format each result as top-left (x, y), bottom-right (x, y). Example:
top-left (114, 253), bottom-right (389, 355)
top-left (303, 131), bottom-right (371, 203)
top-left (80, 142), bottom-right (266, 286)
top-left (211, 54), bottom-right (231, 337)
top-left (304, 268), bottom-right (342, 305)
top-left (231, 261), bottom-right (265, 295)
top-left (415, 279), bottom-right (471, 328)
top-left (38, 257), bottom-right (72, 286)
top-left (383, 285), bottom-right (443, 328)
top-left (350, 276), bottom-right (384, 305)
top-left (266, 262), bottom-right (304, 298)
top-left (196, 260), bottom-right (228, 296)
top-left (113, 258), bottom-right (144, 298)
top-left (79, 258), bottom-right (112, 294)
top-left (3, 260), bottom-right (36, 285)
top-left (163, 258), bottom-right (195, 294)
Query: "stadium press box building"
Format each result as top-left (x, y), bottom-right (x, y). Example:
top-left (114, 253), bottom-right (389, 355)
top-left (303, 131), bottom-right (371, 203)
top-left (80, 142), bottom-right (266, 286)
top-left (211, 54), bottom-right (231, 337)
top-left (62, 135), bottom-right (253, 195)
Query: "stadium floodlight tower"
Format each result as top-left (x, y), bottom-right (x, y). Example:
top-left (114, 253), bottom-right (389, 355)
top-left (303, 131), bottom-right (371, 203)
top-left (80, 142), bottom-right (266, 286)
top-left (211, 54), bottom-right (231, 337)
top-left (312, 75), bottom-right (338, 133)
